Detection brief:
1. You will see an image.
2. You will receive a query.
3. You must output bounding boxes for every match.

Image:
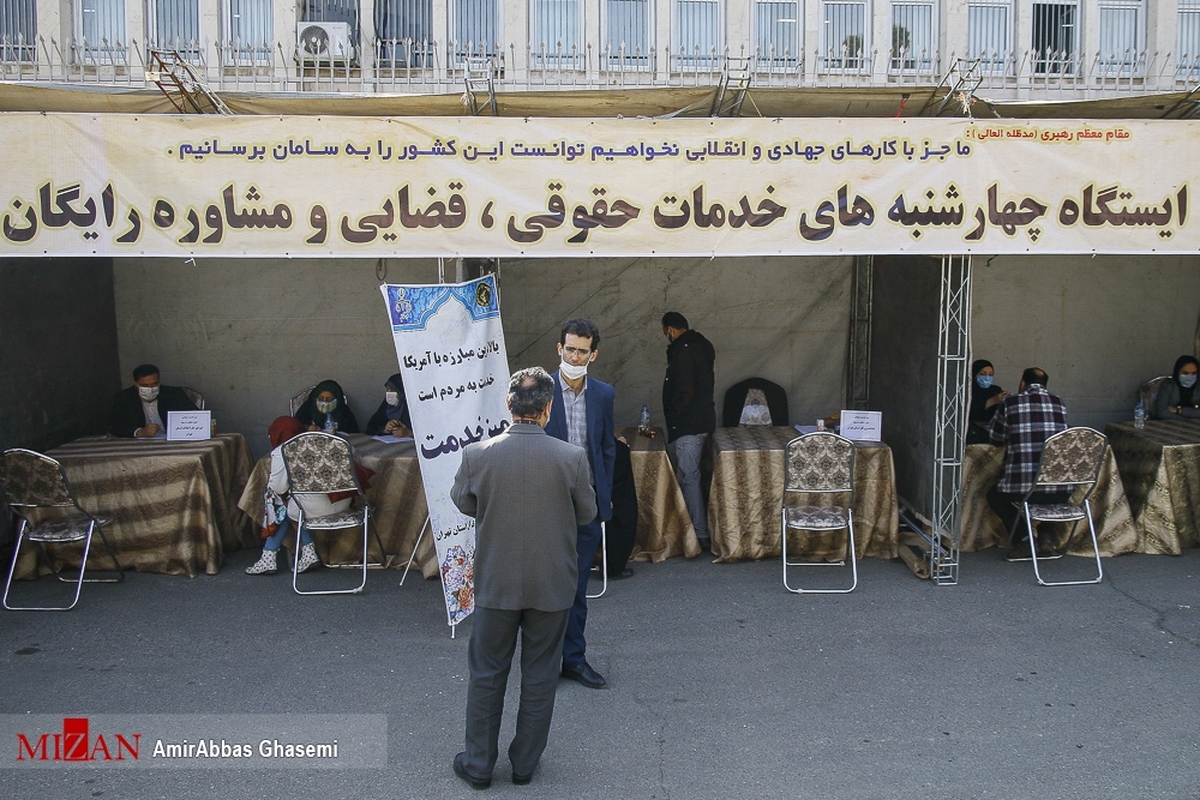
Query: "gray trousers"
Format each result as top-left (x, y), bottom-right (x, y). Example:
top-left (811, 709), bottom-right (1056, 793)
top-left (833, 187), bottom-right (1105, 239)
top-left (463, 605), bottom-right (571, 779)
top-left (668, 433), bottom-right (709, 540)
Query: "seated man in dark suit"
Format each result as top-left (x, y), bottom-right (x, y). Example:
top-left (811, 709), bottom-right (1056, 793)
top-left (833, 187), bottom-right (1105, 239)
top-left (109, 363), bottom-right (199, 438)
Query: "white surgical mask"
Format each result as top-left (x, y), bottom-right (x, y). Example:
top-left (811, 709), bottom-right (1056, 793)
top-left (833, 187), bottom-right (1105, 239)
top-left (138, 385), bottom-right (160, 402)
top-left (559, 360), bottom-right (588, 381)
top-left (1180, 373), bottom-right (1198, 389)
top-left (316, 398), bottom-right (337, 414)
top-left (385, 391), bottom-right (400, 406)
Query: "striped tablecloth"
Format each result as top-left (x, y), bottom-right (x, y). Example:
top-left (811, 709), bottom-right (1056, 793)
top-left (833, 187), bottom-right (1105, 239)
top-left (15, 433), bottom-right (256, 578)
top-left (709, 426), bottom-right (899, 563)
top-left (1106, 420), bottom-right (1200, 554)
top-left (618, 427), bottom-right (700, 563)
top-left (957, 442), bottom-right (1138, 556)
top-left (238, 434), bottom-right (438, 579)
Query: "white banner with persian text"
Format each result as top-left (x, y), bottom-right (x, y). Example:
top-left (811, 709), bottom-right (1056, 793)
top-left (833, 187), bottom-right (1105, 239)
top-left (0, 113), bottom-right (1194, 257)
top-left (381, 276), bottom-right (511, 628)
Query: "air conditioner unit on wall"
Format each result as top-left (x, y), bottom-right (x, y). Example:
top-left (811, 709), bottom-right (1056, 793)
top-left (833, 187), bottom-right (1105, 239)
top-left (297, 21), bottom-right (353, 61)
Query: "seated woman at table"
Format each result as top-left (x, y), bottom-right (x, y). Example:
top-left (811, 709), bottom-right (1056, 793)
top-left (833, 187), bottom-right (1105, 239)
top-left (294, 379), bottom-right (360, 433)
top-left (365, 373), bottom-right (414, 438)
top-left (246, 416), bottom-right (352, 575)
top-left (967, 359), bottom-right (1007, 444)
top-left (1154, 355), bottom-right (1200, 420)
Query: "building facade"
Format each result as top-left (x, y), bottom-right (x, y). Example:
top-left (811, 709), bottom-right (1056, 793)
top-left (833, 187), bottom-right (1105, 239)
top-left (3, 0), bottom-right (1199, 99)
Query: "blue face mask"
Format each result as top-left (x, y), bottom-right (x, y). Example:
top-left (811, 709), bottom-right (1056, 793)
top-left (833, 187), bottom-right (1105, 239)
top-left (1180, 373), bottom-right (1198, 389)
top-left (976, 374), bottom-right (994, 389)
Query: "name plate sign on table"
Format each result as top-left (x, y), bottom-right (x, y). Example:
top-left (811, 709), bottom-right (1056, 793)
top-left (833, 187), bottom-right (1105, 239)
top-left (381, 276), bottom-right (510, 628)
top-left (167, 411), bottom-right (212, 441)
top-left (839, 410), bottom-right (883, 442)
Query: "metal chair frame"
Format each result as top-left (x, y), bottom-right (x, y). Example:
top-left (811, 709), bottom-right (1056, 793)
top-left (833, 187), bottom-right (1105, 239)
top-left (780, 432), bottom-right (858, 594)
top-left (182, 386), bottom-right (205, 410)
top-left (280, 432), bottom-right (386, 595)
top-left (587, 522), bottom-right (608, 599)
top-left (1, 448), bottom-right (124, 611)
top-left (290, 386), bottom-right (315, 417)
top-left (1018, 427), bottom-right (1107, 587)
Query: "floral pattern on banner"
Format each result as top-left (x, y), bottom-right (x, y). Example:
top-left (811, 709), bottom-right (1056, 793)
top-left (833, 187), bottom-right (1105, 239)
top-left (441, 543), bottom-right (475, 618)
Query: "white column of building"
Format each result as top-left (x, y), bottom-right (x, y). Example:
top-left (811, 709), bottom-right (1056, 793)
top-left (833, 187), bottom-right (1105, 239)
top-left (584, 0), bottom-right (600, 79)
top-left (505, 0), bottom-right (528, 80)
top-left (654, 0), bottom-right (670, 81)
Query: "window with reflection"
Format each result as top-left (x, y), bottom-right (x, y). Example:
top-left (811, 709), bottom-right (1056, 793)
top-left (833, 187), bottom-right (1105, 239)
top-left (675, 0), bottom-right (720, 69)
top-left (1032, 1), bottom-right (1077, 75)
top-left (1097, 0), bottom-right (1141, 75)
top-left (890, 0), bottom-right (933, 73)
top-left (821, 0), bottom-right (866, 71)
top-left (148, 0), bottom-right (201, 60)
top-left (1, 0), bottom-right (37, 61)
top-left (224, 0), bottom-right (272, 63)
top-left (967, 0), bottom-right (1010, 74)
top-left (532, 0), bottom-right (582, 67)
top-left (755, 0), bottom-right (800, 66)
top-left (604, 0), bottom-right (651, 66)
top-left (1179, 0), bottom-right (1200, 76)
top-left (376, 0), bottom-right (431, 66)
top-left (78, 0), bottom-right (127, 58)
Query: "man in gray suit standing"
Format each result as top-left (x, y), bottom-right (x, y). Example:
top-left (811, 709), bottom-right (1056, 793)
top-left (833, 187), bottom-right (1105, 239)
top-left (451, 366), bottom-right (598, 789)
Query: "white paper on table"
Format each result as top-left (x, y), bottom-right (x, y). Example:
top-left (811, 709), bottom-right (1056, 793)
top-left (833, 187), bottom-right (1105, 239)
top-left (372, 435), bottom-right (415, 444)
top-left (794, 424), bottom-right (818, 435)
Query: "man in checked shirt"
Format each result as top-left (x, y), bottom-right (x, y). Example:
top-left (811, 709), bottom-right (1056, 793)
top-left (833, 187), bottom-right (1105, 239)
top-left (985, 367), bottom-right (1070, 558)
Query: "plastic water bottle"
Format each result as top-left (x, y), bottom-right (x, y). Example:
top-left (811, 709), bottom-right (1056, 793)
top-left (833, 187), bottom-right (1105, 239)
top-left (323, 412), bottom-right (336, 433)
top-left (1134, 401), bottom-right (1146, 429)
top-left (639, 404), bottom-right (651, 432)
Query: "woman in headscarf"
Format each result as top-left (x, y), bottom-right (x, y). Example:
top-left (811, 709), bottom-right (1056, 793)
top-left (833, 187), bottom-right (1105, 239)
top-left (1154, 355), bottom-right (1200, 419)
top-left (365, 373), bottom-right (414, 437)
top-left (246, 416), bottom-right (354, 575)
top-left (967, 359), bottom-right (1007, 444)
top-left (294, 379), bottom-right (360, 433)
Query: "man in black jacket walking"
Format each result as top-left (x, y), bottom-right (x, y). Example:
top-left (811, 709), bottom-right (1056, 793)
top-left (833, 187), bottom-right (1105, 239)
top-left (660, 312), bottom-right (716, 549)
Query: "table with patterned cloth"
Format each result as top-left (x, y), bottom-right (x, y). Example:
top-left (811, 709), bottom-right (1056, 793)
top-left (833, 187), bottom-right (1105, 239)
top-left (237, 434), bottom-right (438, 579)
top-left (618, 427), bottom-right (701, 563)
top-left (957, 443), bottom-right (1138, 555)
top-left (709, 426), bottom-right (899, 563)
top-left (1105, 420), bottom-right (1200, 555)
top-left (11, 434), bottom-right (256, 579)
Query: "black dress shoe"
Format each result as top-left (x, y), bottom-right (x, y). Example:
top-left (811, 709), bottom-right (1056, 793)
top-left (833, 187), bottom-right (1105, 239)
top-left (561, 661), bottom-right (607, 689)
top-left (512, 770), bottom-right (533, 785)
top-left (609, 567), bottom-right (634, 580)
top-left (453, 752), bottom-right (491, 790)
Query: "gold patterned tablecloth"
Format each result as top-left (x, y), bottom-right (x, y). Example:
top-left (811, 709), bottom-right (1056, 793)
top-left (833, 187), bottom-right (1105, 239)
top-left (237, 434), bottom-right (438, 579)
top-left (957, 443), bottom-right (1138, 556)
top-left (1106, 420), bottom-right (1200, 555)
top-left (618, 427), bottom-right (700, 563)
top-left (709, 427), bottom-right (899, 563)
top-left (14, 434), bottom-right (256, 578)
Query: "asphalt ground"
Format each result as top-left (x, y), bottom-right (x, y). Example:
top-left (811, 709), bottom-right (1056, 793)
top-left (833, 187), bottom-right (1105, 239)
top-left (2, 546), bottom-right (1198, 799)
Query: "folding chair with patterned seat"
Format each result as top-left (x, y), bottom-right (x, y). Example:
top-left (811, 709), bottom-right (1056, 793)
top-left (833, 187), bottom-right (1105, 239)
top-left (1019, 427), bottom-right (1107, 587)
top-left (280, 432), bottom-right (385, 596)
top-left (780, 432), bottom-right (858, 594)
top-left (290, 386), bottom-right (315, 417)
top-left (0, 448), bottom-right (124, 611)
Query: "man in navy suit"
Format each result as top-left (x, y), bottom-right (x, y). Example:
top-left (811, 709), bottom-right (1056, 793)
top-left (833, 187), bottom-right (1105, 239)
top-left (545, 319), bottom-right (616, 690)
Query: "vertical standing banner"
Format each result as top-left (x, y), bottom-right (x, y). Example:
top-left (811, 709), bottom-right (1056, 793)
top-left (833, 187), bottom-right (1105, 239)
top-left (380, 276), bottom-right (511, 627)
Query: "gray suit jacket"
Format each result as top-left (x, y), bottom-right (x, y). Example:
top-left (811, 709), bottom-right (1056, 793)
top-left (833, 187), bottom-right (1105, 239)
top-left (452, 423), bottom-right (597, 612)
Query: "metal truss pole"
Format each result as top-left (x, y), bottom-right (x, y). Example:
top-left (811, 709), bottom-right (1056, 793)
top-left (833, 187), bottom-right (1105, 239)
top-left (929, 254), bottom-right (972, 584)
